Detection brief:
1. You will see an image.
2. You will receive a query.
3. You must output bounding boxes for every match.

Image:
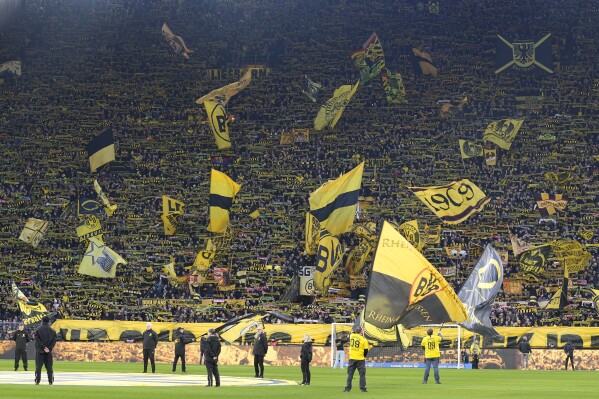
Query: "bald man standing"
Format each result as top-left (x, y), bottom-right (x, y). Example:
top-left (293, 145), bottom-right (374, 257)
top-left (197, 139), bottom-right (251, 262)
top-left (142, 322), bottom-right (158, 373)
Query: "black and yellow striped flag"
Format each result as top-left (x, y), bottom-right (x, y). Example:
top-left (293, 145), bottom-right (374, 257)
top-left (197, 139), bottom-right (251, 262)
top-left (364, 221), bottom-right (468, 329)
top-left (309, 162), bottom-right (364, 236)
top-left (86, 128), bottom-right (115, 172)
top-left (208, 169), bottom-right (241, 233)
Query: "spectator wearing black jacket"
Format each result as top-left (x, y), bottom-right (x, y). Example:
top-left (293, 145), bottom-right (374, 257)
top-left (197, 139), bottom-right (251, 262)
top-left (204, 329), bottom-right (221, 387)
top-left (300, 334), bottom-right (313, 386)
top-left (12, 322), bottom-right (31, 371)
top-left (252, 325), bottom-right (268, 378)
top-left (172, 327), bottom-right (190, 372)
top-left (142, 322), bottom-right (158, 373)
top-left (199, 335), bottom-right (207, 365)
top-left (518, 336), bottom-right (532, 370)
top-left (34, 316), bottom-right (57, 385)
top-left (564, 340), bottom-right (575, 370)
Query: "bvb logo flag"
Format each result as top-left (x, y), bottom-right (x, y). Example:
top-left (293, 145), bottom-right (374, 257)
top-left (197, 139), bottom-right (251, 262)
top-left (314, 81), bottom-right (360, 131)
top-left (204, 100), bottom-right (231, 150)
top-left (483, 119), bottom-right (524, 150)
top-left (351, 32), bottom-right (386, 85)
top-left (458, 244), bottom-right (504, 341)
top-left (19, 218), bottom-right (50, 248)
top-left (458, 139), bottom-right (484, 159)
top-left (397, 220), bottom-right (424, 252)
top-left (495, 34), bottom-right (553, 74)
top-left (162, 196), bottom-right (185, 235)
top-left (408, 179), bottom-right (490, 224)
top-left (313, 231), bottom-right (344, 295)
top-left (364, 221), bottom-right (467, 329)
top-left (76, 215), bottom-right (103, 243)
top-left (208, 169), bottom-right (241, 233)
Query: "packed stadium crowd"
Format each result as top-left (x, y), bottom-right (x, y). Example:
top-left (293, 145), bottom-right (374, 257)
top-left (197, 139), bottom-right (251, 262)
top-left (0, 0), bottom-right (598, 340)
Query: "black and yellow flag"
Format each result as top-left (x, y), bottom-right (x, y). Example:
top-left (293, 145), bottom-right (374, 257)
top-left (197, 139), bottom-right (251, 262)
top-left (397, 219), bottom-right (424, 252)
top-left (162, 196), bottom-right (185, 235)
top-left (86, 128), bottom-right (115, 172)
top-left (364, 221), bottom-right (468, 329)
top-left (196, 69), bottom-right (252, 105)
top-left (458, 139), bottom-right (484, 159)
top-left (11, 281), bottom-right (49, 327)
top-left (534, 193), bottom-right (568, 217)
top-left (483, 119), bottom-right (524, 150)
top-left (78, 237), bottom-right (127, 278)
top-left (381, 68), bottom-right (407, 104)
top-left (77, 196), bottom-right (103, 216)
top-left (161, 23), bottom-right (193, 59)
top-left (412, 48), bottom-right (438, 77)
top-left (93, 179), bottom-right (117, 216)
top-left (495, 34), bottom-right (553, 74)
top-left (76, 215), bottom-right (103, 243)
top-left (314, 81), bottom-right (359, 130)
top-left (409, 179), bottom-right (490, 224)
top-left (204, 100), bottom-right (232, 150)
top-left (458, 244), bottom-right (504, 341)
top-left (18, 218), bottom-right (50, 248)
top-left (552, 239), bottom-right (591, 275)
top-left (351, 32), bottom-right (386, 84)
top-left (193, 239), bottom-right (216, 272)
top-left (354, 308), bottom-right (409, 347)
top-left (301, 75), bottom-right (322, 103)
top-left (305, 212), bottom-right (321, 255)
top-left (309, 162), bottom-right (364, 236)
top-left (314, 231), bottom-right (344, 295)
top-left (484, 148), bottom-right (497, 166)
top-left (208, 169), bottom-right (241, 233)
top-left (517, 244), bottom-right (553, 277)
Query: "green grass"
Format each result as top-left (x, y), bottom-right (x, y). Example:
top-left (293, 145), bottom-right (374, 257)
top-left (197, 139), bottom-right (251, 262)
top-left (0, 359), bottom-right (595, 399)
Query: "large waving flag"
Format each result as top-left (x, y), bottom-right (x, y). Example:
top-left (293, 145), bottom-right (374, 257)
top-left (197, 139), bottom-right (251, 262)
top-left (86, 128), bottom-right (115, 172)
top-left (19, 218), bottom-right (50, 248)
top-left (458, 244), bottom-right (504, 341)
top-left (204, 100), bottom-right (232, 150)
top-left (0, 60), bottom-right (21, 76)
top-left (314, 81), bottom-right (359, 130)
top-left (409, 179), bottom-right (490, 224)
top-left (351, 32), bottom-right (386, 84)
top-left (412, 48), bottom-right (438, 77)
top-left (313, 231), bottom-right (344, 294)
top-left (208, 169), bottom-right (241, 233)
top-left (381, 68), bottom-right (407, 104)
top-left (11, 281), bottom-right (49, 326)
top-left (309, 162), bottom-right (364, 236)
top-left (162, 196), bottom-right (185, 235)
top-left (534, 193), bottom-right (568, 217)
top-left (193, 239), bottom-right (216, 272)
top-left (93, 180), bottom-right (118, 216)
top-left (483, 119), bottom-right (524, 150)
top-left (161, 23), bottom-right (193, 59)
top-left (78, 236), bottom-right (127, 278)
top-left (195, 69), bottom-right (252, 106)
top-left (364, 221), bottom-right (468, 329)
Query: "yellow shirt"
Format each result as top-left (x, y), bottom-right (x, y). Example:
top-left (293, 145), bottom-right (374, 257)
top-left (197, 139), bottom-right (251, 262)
top-left (470, 343), bottom-right (480, 355)
top-left (348, 333), bottom-right (369, 361)
top-left (421, 335), bottom-right (442, 358)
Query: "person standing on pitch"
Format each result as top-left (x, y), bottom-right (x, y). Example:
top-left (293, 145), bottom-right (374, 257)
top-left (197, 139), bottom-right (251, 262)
top-left (172, 327), bottom-right (190, 372)
top-left (334, 332), bottom-right (348, 368)
top-left (253, 324), bottom-right (268, 378)
top-left (344, 327), bottom-right (369, 393)
top-left (13, 322), bottom-right (31, 371)
top-left (34, 316), bottom-right (56, 385)
top-left (518, 336), bottom-right (532, 370)
top-left (205, 328), bottom-right (221, 387)
top-left (142, 322), bottom-right (158, 373)
top-left (564, 340), bottom-right (575, 370)
top-left (422, 327), bottom-right (443, 384)
top-left (199, 335), bottom-right (207, 365)
top-left (300, 334), bottom-right (313, 385)
top-left (470, 337), bottom-right (481, 369)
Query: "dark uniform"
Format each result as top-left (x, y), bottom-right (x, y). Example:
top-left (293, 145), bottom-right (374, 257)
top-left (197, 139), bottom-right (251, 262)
top-left (172, 328), bottom-right (190, 372)
top-left (252, 328), bottom-right (268, 378)
top-left (205, 332), bottom-right (221, 387)
top-left (564, 341), bottom-right (575, 370)
top-left (142, 327), bottom-right (158, 373)
top-left (199, 336), bottom-right (207, 365)
top-left (12, 325), bottom-right (31, 371)
top-left (34, 317), bottom-right (57, 385)
top-left (300, 339), bottom-right (313, 385)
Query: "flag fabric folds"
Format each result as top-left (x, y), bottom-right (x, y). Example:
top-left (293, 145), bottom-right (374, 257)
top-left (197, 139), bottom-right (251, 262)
top-left (409, 179), bottom-right (490, 224)
top-left (161, 23), bottom-right (193, 59)
top-left (208, 169), bottom-right (241, 233)
top-left (86, 128), bottom-right (115, 172)
top-left (483, 119), bottom-right (524, 150)
top-left (534, 193), bottom-right (568, 217)
top-left (11, 281), bottom-right (49, 326)
top-left (364, 221), bottom-right (468, 329)
top-left (301, 75), bottom-right (322, 102)
top-left (162, 196), bottom-right (185, 235)
top-left (193, 239), bottom-right (216, 272)
top-left (195, 69), bottom-right (252, 106)
top-left (93, 179), bottom-right (118, 216)
top-left (495, 33), bottom-right (553, 74)
top-left (381, 68), bottom-right (407, 104)
top-left (412, 48), bottom-right (438, 77)
top-left (77, 196), bottom-right (103, 216)
top-left (351, 32), bottom-right (386, 84)
top-left (313, 231), bottom-right (344, 294)
top-left (304, 212), bottom-right (321, 255)
top-left (78, 236), bottom-right (127, 278)
top-left (0, 60), bottom-right (21, 76)
top-left (517, 244), bottom-right (553, 277)
top-left (440, 96), bottom-right (468, 118)
top-left (314, 81), bottom-right (359, 130)
top-left (204, 100), bottom-right (232, 150)
top-left (19, 218), bottom-right (50, 248)
top-left (459, 139), bottom-right (484, 159)
top-left (458, 244), bottom-right (504, 341)
top-left (309, 162), bottom-right (364, 236)
top-left (76, 215), bottom-right (103, 242)
top-left (552, 239), bottom-right (591, 275)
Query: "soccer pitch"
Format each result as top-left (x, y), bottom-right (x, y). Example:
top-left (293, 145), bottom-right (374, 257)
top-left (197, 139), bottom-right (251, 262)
top-left (0, 360), bottom-right (595, 399)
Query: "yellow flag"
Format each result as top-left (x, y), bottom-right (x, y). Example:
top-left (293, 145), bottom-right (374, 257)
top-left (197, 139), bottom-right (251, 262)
top-left (93, 179), bottom-right (118, 216)
top-left (162, 196), bottom-right (185, 235)
top-left (364, 221), bottom-right (467, 328)
top-left (304, 212), bottom-right (320, 255)
top-left (195, 69), bottom-right (252, 106)
top-left (458, 139), bottom-right (484, 159)
top-left (208, 169), bottom-right (241, 233)
top-left (314, 81), bottom-right (359, 130)
top-left (313, 232), bottom-right (344, 295)
top-left (309, 162), bottom-right (364, 236)
top-left (397, 220), bottom-right (424, 251)
top-left (483, 119), bottom-right (524, 150)
top-left (204, 100), bottom-right (231, 150)
top-left (19, 218), bottom-right (50, 248)
top-left (193, 239), bottom-right (216, 272)
top-left (76, 215), bottom-right (103, 242)
top-left (408, 179), bottom-right (490, 224)
top-left (78, 237), bottom-right (127, 278)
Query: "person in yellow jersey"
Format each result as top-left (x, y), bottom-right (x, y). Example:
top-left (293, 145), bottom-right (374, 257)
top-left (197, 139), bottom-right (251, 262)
top-left (344, 327), bottom-right (370, 393)
top-left (421, 327), bottom-right (443, 384)
top-left (470, 337), bottom-right (481, 369)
